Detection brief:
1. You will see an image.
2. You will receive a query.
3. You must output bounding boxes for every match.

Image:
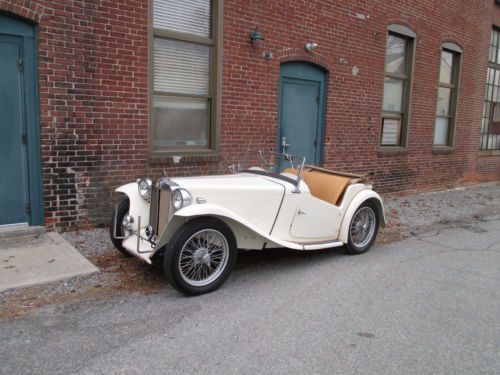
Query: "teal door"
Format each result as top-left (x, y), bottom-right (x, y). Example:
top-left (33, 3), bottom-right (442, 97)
top-left (0, 14), bottom-right (43, 226)
top-left (278, 62), bottom-right (326, 167)
top-left (0, 35), bottom-right (27, 224)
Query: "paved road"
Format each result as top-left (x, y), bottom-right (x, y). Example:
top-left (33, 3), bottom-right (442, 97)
top-left (2, 216), bottom-right (499, 375)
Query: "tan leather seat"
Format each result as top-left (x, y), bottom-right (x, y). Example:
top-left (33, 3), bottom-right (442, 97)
top-left (282, 167), bottom-right (352, 206)
top-left (302, 170), bottom-right (351, 206)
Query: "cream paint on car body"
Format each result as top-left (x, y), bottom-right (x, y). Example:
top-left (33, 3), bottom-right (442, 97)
top-left (115, 171), bottom-right (385, 263)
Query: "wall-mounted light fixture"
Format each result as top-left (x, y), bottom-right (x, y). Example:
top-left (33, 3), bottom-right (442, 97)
top-left (262, 51), bottom-right (273, 60)
top-left (250, 29), bottom-right (264, 44)
top-left (304, 42), bottom-right (318, 52)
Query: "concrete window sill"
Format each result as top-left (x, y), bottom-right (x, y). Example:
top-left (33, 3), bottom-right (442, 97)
top-left (432, 146), bottom-right (455, 154)
top-left (377, 146), bottom-right (409, 155)
top-left (148, 151), bottom-right (220, 166)
top-left (479, 150), bottom-right (500, 157)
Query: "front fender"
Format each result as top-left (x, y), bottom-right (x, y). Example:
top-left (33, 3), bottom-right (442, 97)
top-left (156, 203), bottom-right (304, 250)
top-left (338, 190), bottom-right (386, 244)
top-left (115, 182), bottom-right (150, 232)
top-left (115, 183), bottom-right (154, 263)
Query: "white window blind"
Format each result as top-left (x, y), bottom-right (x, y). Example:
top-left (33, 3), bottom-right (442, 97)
top-left (154, 38), bottom-right (210, 95)
top-left (381, 119), bottom-right (400, 145)
top-left (152, 0), bottom-right (216, 151)
top-left (434, 117), bottom-right (449, 145)
top-left (154, 0), bottom-right (212, 38)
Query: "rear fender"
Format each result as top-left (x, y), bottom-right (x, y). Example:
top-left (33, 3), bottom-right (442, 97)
top-left (338, 190), bottom-right (386, 243)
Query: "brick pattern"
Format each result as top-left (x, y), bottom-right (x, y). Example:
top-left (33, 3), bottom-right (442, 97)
top-left (0, 0), bottom-right (498, 230)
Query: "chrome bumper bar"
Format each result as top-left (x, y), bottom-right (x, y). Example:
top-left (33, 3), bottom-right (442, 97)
top-left (113, 204), bottom-right (156, 254)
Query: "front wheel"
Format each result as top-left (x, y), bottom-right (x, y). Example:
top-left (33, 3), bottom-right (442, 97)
top-left (345, 201), bottom-right (379, 255)
top-left (163, 218), bottom-right (237, 296)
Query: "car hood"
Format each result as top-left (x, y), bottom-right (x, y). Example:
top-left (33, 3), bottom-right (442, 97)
top-left (172, 173), bottom-right (291, 192)
top-left (170, 173), bottom-right (287, 230)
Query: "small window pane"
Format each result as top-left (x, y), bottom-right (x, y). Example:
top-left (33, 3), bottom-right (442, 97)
top-left (154, 0), bottom-right (212, 38)
top-left (436, 87), bottom-right (451, 116)
top-left (385, 35), bottom-right (407, 74)
top-left (383, 78), bottom-right (404, 112)
top-left (381, 118), bottom-right (401, 146)
top-left (439, 51), bottom-right (454, 84)
top-left (434, 117), bottom-right (449, 145)
top-left (153, 96), bottom-right (209, 149)
top-left (154, 38), bottom-right (210, 95)
top-left (492, 30), bottom-right (499, 63)
top-left (492, 104), bottom-right (500, 134)
top-left (482, 116), bottom-right (489, 132)
top-left (493, 103), bottom-right (500, 122)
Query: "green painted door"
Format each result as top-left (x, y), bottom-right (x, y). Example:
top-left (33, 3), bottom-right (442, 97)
top-left (0, 35), bottom-right (28, 225)
top-left (278, 62), bottom-right (326, 167)
top-left (0, 14), bottom-right (43, 226)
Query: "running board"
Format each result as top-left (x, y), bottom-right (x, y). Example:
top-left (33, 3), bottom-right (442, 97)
top-left (300, 240), bottom-right (344, 251)
top-left (267, 238), bottom-right (344, 251)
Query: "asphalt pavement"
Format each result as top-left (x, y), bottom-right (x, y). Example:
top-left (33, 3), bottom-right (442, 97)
top-left (1, 215), bottom-right (499, 375)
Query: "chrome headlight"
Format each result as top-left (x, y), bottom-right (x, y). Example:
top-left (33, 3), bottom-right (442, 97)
top-left (137, 178), bottom-right (152, 201)
top-left (172, 188), bottom-right (192, 210)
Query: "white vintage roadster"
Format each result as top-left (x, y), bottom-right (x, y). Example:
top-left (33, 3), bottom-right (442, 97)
top-left (110, 151), bottom-right (385, 295)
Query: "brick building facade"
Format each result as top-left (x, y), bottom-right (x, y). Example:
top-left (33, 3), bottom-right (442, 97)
top-left (0, 0), bottom-right (498, 230)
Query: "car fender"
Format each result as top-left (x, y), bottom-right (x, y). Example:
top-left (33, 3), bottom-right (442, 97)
top-left (158, 203), bottom-right (305, 250)
top-left (338, 190), bottom-right (386, 244)
top-left (115, 182), bottom-right (150, 232)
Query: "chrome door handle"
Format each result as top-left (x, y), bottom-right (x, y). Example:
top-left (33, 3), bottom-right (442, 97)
top-left (282, 136), bottom-right (290, 153)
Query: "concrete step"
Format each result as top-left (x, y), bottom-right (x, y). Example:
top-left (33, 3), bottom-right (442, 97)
top-left (0, 224), bottom-right (46, 240)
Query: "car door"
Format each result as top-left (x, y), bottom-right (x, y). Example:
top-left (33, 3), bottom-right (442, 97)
top-left (289, 193), bottom-right (342, 240)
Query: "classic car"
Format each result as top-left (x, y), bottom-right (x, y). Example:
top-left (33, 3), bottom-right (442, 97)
top-left (110, 150), bottom-right (386, 295)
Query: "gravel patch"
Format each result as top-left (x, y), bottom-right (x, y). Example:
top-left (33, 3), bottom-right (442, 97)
top-left (1, 180), bottom-right (498, 319)
top-left (62, 228), bottom-right (114, 258)
top-left (1, 229), bottom-right (165, 320)
top-left (383, 181), bottom-right (500, 239)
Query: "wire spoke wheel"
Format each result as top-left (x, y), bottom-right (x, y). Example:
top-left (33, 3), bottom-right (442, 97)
top-left (349, 206), bottom-right (376, 248)
top-left (178, 229), bottom-right (230, 287)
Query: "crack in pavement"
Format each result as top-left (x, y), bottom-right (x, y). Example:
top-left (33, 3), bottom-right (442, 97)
top-left (401, 236), bottom-right (500, 263)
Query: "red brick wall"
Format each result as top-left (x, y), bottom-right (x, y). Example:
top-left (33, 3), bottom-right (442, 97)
top-left (222, 0), bottom-right (500, 194)
top-left (0, 0), bottom-right (498, 229)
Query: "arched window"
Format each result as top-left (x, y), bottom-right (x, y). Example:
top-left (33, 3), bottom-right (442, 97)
top-left (434, 42), bottom-right (462, 147)
top-left (481, 28), bottom-right (500, 151)
top-left (380, 25), bottom-right (417, 147)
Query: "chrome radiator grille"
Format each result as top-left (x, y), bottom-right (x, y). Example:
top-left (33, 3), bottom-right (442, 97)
top-left (149, 185), bottom-right (160, 236)
top-left (157, 189), bottom-right (171, 236)
top-left (149, 181), bottom-right (172, 238)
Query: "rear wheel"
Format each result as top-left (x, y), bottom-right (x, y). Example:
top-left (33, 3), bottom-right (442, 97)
top-left (109, 197), bottom-right (131, 256)
top-left (345, 201), bottom-right (379, 255)
top-left (163, 218), bottom-right (237, 296)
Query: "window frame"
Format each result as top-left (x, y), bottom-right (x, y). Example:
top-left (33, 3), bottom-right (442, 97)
top-left (380, 26), bottom-right (416, 149)
top-left (480, 26), bottom-right (500, 152)
top-left (148, 0), bottom-right (223, 156)
top-left (433, 44), bottom-right (462, 148)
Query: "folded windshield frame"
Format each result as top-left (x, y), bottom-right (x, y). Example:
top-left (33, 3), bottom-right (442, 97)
top-left (235, 150), bottom-right (306, 190)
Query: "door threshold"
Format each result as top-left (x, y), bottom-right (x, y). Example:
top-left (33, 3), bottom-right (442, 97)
top-left (0, 223), bottom-right (46, 239)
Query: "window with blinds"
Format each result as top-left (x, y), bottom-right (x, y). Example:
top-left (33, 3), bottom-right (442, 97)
top-left (380, 31), bottom-right (415, 147)
top-left (480, 28), bottom-right (500, 151)
top-left (151, 0), bottom-right (218, 151)
top-left (434, 47), bottom-right (461, 146)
